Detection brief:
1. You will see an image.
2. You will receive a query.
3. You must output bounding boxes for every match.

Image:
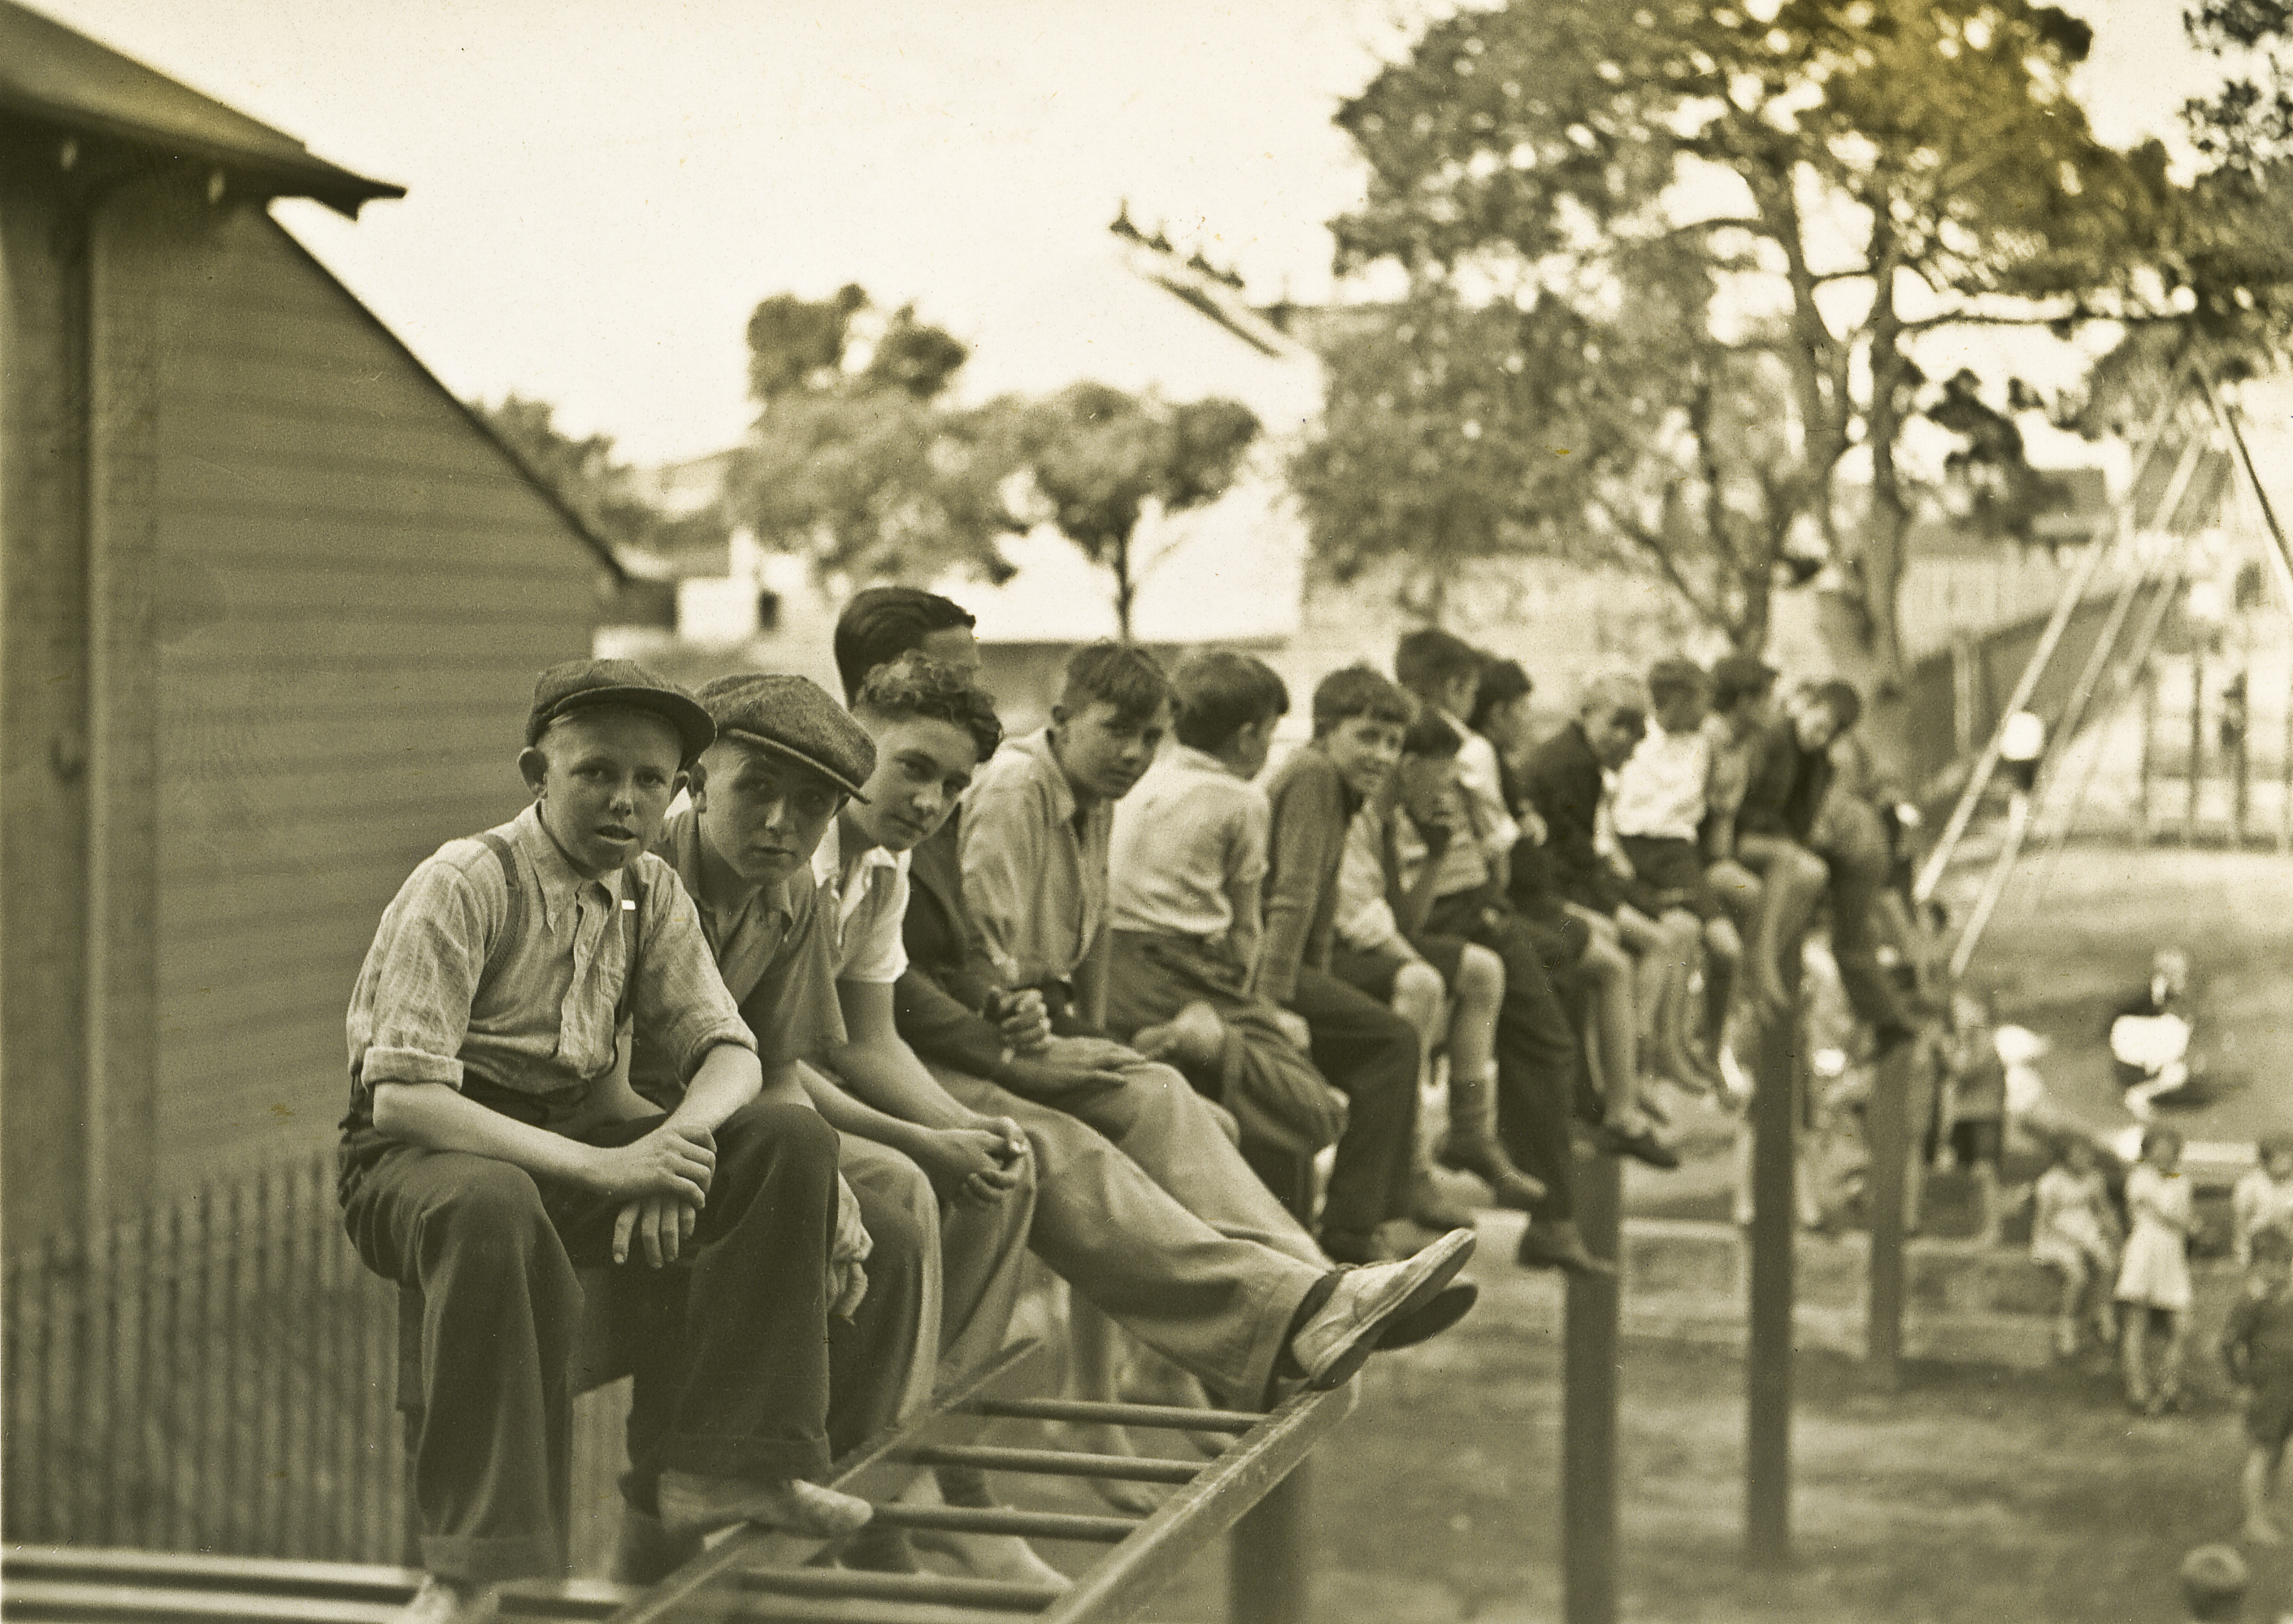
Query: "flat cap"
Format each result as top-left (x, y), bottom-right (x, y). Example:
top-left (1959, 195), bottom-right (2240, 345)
top-left (696, 672), bottom-right (876, 801)
top-left (528, 658), bottom-right (714, 765)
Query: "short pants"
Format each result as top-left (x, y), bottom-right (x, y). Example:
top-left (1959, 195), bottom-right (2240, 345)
top-left (1329, 931), bottom-right (1470, 1001)
top-left (1618, 836), bottom-right (1723, 923)
top-left (2248, 1383), bottom-right (2293, 1452)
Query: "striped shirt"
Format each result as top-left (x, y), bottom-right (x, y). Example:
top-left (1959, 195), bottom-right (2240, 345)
top-left (346, 802), bottom-right (753, 1109)
top-left (961, 727), bottom-right (1110, 989)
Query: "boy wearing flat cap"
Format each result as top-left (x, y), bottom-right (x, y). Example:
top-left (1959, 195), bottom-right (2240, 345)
top-left (636, 671), bottom-right (1055, 1587)
top-left (339, 660), bottom-right (870, 1623)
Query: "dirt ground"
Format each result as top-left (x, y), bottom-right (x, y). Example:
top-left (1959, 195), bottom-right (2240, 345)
top-left (1005, 845), bottom-right (2293, 1622)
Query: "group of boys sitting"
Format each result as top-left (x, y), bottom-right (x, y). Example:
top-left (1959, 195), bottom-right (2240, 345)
top-left (341, 587), bottom-right (1905, 1622)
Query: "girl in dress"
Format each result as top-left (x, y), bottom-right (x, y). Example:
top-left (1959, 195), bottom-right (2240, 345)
top-left (2117, 1124), bottom-right (2196, 1414)
top-left (2030, 1135), bottom-right (2120, 1358)
top-left (2232, 1132), bottom-right (2293, 1265)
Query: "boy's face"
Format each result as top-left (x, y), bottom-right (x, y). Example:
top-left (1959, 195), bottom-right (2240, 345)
top-left (1053, 699), bottom-right (1169, 802)
top-left (519, 708), bottom-right (686, 880)
top-left (1440, 670), bottom-right (1480, 720)
top-left (1788, 691), bottom-right (1843, 751)
top-left (849, 712), bottom-right (980, 854)
top-left (1583, 703), bottom-right (1647, 770)
top-left (1323, 714), bottom-right (1405, 801)
top-left (1229, 715), bottom-right (1278, 781)
top-left (690, 740), bottom-right (845, 889)
top-left (1396, 751), bottom-right (1460, 830)
top-left (1481, 693), bottom-right (1535, 758)
top-left (2253, 1254), bottom-right (2292, 1298)
top-left (1652, 686), bottom-right (1707, 736)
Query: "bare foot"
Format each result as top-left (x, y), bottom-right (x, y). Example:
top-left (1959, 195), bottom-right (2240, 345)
top-left (658, 1470), bottom-right (873, 1542)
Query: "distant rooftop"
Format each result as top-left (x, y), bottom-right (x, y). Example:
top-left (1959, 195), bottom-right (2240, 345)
top-left (0, 0), bottom-right (402, 215)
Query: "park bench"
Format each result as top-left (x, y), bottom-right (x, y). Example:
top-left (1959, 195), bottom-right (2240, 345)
top-left (4, 1309), bottom-right (1354, 1624)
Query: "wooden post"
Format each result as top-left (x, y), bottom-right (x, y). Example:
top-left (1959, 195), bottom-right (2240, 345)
top-left (1864, 1040), bottom-right (1915, 1390)
top-left (1229, 1465), bottom-right (1310, 1624)
top-left (2188, 641), bottom-right (2206, 845)
top-left (2279, 657), bottom-right (2291, 855)
top-left (1563, 1153), bottom-right (1623, 1624)
top-left (2139, 663), bottom-right (2158, 845)
top-left (1744, 957), bottom-right (1801, 1569)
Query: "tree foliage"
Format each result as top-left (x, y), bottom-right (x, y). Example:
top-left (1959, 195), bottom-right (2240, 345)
top-left (1013, 384), bottom-right (1262, 640)
top-left (1308, 0), bottom-right (2182, 670)
top-left (730, 288), bottom-right (1019, 587)
top-left (730, 287), bottom-right (1260, 636)
top-left (473, 393), bottom-right (728, 561)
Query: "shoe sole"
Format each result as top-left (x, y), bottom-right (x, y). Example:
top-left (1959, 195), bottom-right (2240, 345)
top-left (1374, 1279), bottom-right (1479, 1350)
top-left (1304, 1230), bottom-right (1476, 1390)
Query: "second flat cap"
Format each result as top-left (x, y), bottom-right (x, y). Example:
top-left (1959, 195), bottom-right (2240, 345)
top-left (696, 672), bottom-right (876, 801)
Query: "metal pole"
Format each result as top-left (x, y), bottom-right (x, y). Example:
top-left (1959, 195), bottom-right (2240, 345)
top-left (1744, 953), bottom-right (1800, 1569)
top-left (2279, 658), bottom-right (2291, 855)
top-left (1914, 387), bottom-right (2187, 903)
top-left (1228, 1465), bottom-right (1310, 1624)
top-left (2197, 371), bottom-right (2293, 613)
top-left (1563, 1152), bottom-right (1622, 1624)
top-left (1863, 1037), bottom-right (1915, 1389)
top-left (1949, 788), bottom-right (2033, 983)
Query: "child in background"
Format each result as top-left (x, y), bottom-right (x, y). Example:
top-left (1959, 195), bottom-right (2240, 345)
top-left (2177, 1544), bottom-right (2248, 1622)
top-left (2029, 1135), bottom-right (2120, 1358)
top-left (2222, 1227), bottom-right (2293, 1545)
top-left (2117, 1123), bottom-right (2197, 1415)
top-left (2233, 1133), bottom-right (2293, 1265)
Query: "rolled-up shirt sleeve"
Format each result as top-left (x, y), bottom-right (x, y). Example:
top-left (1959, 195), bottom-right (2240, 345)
top-left (960, 777), bottom-right (1049, 984)
top-left (628, 862), bottom-right (758, 1084)
top-left (347, 858), bottom-right (493, 1093)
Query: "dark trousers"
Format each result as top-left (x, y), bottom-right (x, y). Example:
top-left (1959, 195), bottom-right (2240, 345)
top-left (341, 1098), bottom-right (838, 1583)
top-left (1425, 892), bottom-right (1581, 1227)
top-left (1812, 799), bottom-right (1911, 1038)
top-left (1286, 964), bottom-right (1422, 1238)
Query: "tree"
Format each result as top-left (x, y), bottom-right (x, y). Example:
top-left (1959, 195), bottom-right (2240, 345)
top-left (472, 393), bottom-right (727, 561)
top-left (730, 288), bottom-right (1022, 587)
top-left (1010, 384), bottom-right (1262, 642)
top-left (1320, 0), bottom-right (2177, 675)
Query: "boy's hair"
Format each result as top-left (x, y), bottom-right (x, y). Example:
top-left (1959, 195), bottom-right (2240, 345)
top-left (2179, 1543), bottom-right (2247, 1622)
top-left (1393, 627), bottom-right (1484, 703)
top-left (1579, 671), bottom-right (1651, 723)
top-left (2260, 1131), bottom-right (2293, 1163)
top-left (1710, 652), bottom-right (1777, 714)
top-left (1312, 664), bottom-right (1415, 737)
top-left (1171, 650), bottom-right (1290, 751)
top-left (2249, 1227), bottom-right (2293, 1266)
top-left (853, 651), bottom-right (1003, 765)
top-left (1468, 658), bottom-right (1532, 734)
top-left (1401, 710), bottom-right (1463, 759)
top-left (2142, 1123), bottom-right (2186, 1162)
top-left (1059, 641), bottom-right (1172, 726)
top-left (1648, 657), bottom-right (1708, 706)
top-left (834, 586), bottom-right (976, 701)
top-left (1810, 678), bottom-right (1863, 732)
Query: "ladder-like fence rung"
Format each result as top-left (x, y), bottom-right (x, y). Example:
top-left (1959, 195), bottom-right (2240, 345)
top-left (706, 1600), bottom-right (1045, 1624)
top-left (0, 1578), bottom-right (403, 1622)
top-left (863, 1505), bottom-right (1137, 1544)
top-left (733, 1565), bottom-right (1064, 1609)
top-left (901, 1443), bottom-right (1200, 1485)
top-left (967, 1396), bottom-right (1257, 1434)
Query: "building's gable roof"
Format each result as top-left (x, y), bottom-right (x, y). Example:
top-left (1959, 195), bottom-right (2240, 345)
top-left (0, 0), bottom-right (401, 215)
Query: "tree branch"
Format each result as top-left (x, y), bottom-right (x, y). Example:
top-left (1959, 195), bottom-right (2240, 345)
top-left (1592, 494), bottom-right (1732, 629)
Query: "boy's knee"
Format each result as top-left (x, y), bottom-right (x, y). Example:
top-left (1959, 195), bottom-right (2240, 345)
top-left (720, 1096), bottom-right (840, 1183)
top-left (1392, 960), bottom-right (1447, 1018)
top-left (1456, 944), bottom-right (1505, 1001)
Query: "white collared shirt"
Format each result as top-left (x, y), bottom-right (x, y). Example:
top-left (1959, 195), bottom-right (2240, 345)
top-left (1612, 722), bottom-right (1711, 842)
top-left (811, 817), bottom-right (911, 985)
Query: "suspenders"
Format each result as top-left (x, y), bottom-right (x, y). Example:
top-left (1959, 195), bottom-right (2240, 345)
top-left (474, 830), bottom-right (645, 1030)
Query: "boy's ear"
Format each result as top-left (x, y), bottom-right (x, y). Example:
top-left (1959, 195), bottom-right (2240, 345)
top-left (1049, 703), bottom-right (1070, 729)
top-left (684, 758), bottom-right (708, 809)
top-left (517, 746), bottom-right (549, 796)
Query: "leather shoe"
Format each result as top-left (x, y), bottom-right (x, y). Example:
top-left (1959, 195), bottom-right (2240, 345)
top-left (1597, 1121), bottom-right (1679, 1170)
top-left (1288, 1228), bottom-right (1475, 1388)
top-left (1374, 1279), bottom-right (1479, 1349)
top-left (1514, 1222), bottom-right (1617, 1278)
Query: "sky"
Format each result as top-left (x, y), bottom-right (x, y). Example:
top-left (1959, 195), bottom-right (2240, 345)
top-left (32, 0), bottom-right (2239, 466)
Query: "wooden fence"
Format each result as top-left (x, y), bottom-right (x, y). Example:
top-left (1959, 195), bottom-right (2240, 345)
top-left (2, 1151), bottom-right (405, 1562)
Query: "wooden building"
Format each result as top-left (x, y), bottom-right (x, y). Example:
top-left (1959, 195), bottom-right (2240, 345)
top-left (1, 2), bottom-right (623, 1252)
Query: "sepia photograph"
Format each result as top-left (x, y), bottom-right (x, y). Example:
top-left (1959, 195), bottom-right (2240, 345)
top-left (9, 1), bottom-right (2293, 1619)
